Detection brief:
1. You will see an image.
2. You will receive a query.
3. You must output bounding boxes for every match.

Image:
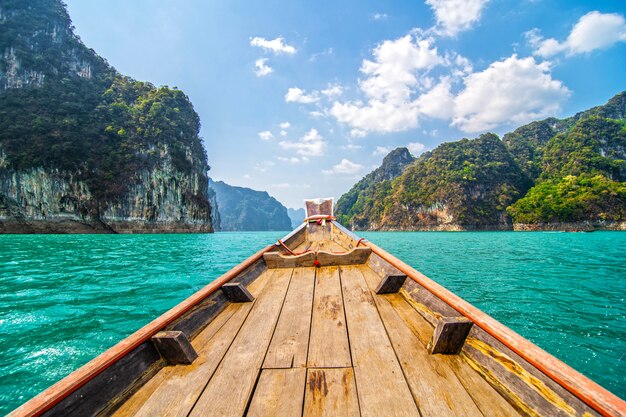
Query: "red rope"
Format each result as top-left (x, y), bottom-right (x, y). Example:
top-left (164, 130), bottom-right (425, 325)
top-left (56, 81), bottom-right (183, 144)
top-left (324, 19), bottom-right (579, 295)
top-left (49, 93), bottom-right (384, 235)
top-left (277, 240), bottom-right (311, 256)
top-left (356, 238), bottom-right (366, 247)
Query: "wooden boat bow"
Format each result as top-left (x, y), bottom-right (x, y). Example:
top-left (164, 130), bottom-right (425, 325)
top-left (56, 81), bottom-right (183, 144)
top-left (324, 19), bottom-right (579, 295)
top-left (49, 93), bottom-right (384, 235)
top-left (9, 200), bottom-right (626, 417)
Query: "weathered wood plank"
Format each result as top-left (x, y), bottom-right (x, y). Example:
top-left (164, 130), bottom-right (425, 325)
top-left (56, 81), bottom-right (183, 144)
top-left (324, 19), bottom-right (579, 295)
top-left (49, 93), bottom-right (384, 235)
top-left (340, 265), bottom-right (419, 417)
top-left (307, 267), bottom-right (351, 368)
top-left (113, 269), bottom-right (273, 417)
top-left (448, 354), bottom-right (525, 417)
top-left (360, 266), bottom-right (485, 417)
top-left (428, 317), bottom-right (473, 355)
top-left (386, 291), bottom-right (523, 417)
top-left (188, 268), bottom-right (293, 417)
top-left (303, 368), bottom-right (360, 417)
top-left (113, 303), bottom-right (248, 417)
top-left (264, 267), bottom-right (315, 369)
top-left (221, 282), bottom-right (255, 302)
top-left (151, 331), bottom-right (198, 365)
top-left (375, 274), bottom-right (407, 294)
top-left (247, 368), bottom-right (307, 417)
top-left (263, 247), bottom-right (371, 269)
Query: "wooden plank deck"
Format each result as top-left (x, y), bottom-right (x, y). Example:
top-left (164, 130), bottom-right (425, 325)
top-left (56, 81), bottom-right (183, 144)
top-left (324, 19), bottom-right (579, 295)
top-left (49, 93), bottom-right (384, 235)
top-left (115, 264), bottom-right (521, 417)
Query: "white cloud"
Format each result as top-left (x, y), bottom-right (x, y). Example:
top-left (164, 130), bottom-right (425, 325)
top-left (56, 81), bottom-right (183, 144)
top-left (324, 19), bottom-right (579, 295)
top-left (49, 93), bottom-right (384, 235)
top-left (333, 99), bottom-right (421, 135)
top-left (258, 130), bottom-right (274, 141)
top-left (373, 13), bottom-right (388, 20)
top-left (373, 146), bottom-right (392, 156)
top-left (250, 36), bottom-right (296, 54)
top-left (277, 156), bottom-right (309, 164)
top-left (322, 159), bottom-right (365, 175)
top-left (279, 121), bottom-right (291, 129)
top-left (285, 87), bottom-right (320, 104)
top-left (243, 174), bottom-right (251, 179)
top-left (527, 11), bottom-right (626, 58)
top-left (452, 55), bottom-right (570, 132)
top-left (279, 128), bottom-right (327, 157)
top-left (360, 35), bottom-right (443, 102)
top-left (254, 160), bottom-right (275, 172)
top-left (309, 48), bottom-right (334, 62)
top-left (254, 58), bottom-right (273, 77)
top-left (342, 143), bottom-right (363, 150)
top-left (310, 111), bottom-right (325, 118)
top-left (416, 77), bottom-right (455, 119)
top-left (280, 130), bottom-right (288, 137)
top-left (330, 35), bottom-right (445, 135)
top-left (407, 142), bottom-right (426, 156)
top-left (426, 0), bottom-right (490, 37)
top-left (321, 84), bottom-right (343, 97)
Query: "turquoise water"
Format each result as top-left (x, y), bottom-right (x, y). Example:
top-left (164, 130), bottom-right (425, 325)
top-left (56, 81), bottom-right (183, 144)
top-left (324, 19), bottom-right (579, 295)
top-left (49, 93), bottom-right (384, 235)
top-left (0, 231), bottom-right (624, 414)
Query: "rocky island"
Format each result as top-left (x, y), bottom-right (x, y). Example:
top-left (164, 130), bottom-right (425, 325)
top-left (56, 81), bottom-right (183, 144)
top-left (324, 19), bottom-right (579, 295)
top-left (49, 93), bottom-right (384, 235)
top-left (0, 0), bottom-right (212, 233)
top-left (336, 93), bottom-right (626, 231)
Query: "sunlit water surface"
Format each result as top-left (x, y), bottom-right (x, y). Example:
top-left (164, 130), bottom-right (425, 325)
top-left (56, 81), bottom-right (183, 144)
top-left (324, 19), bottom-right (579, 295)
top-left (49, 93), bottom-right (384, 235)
top-left (0, 231), bottom-right (624, 413)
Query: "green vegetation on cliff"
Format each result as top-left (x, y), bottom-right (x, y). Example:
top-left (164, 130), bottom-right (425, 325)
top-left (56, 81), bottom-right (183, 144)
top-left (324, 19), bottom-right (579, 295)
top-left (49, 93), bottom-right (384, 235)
top-left (507, 115), bottom-right (626, 224)
top-left (507, 175), bottom-right (626, 224)
top-left (339, 135), bottom-right (529, 230)
top-left (337, 92), bottom-right (626, 230)
top-left (0, 0), bottom-right (211, 229)
top-left (335, 147), bottom-right (414, 227)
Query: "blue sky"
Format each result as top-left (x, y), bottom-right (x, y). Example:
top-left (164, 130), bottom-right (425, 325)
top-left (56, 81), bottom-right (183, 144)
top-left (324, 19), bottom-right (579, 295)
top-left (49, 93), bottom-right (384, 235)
top-left (63, 0), bottom-right (626, 209)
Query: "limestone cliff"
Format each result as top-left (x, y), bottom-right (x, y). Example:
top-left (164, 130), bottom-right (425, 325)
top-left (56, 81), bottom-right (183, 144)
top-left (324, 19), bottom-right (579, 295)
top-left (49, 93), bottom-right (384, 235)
top-left (0, 0), bottom-right (212, 233)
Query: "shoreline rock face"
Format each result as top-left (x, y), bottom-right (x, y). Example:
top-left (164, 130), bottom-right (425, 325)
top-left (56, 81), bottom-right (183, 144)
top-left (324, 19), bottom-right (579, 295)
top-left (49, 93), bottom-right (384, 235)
top-left (513, 221), bottom-right (626, 232)
top-left (0, 164), bottom-right (211, 234)
top-left (0, 0), bottom-right (213, 233)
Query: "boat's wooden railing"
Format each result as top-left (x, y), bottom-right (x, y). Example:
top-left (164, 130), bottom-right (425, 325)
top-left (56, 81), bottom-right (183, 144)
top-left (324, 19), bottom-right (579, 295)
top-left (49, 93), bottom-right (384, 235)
top-left (9, 241), bottom-right (282, 417)
top-left (331, 221), bottom-right (626, 417)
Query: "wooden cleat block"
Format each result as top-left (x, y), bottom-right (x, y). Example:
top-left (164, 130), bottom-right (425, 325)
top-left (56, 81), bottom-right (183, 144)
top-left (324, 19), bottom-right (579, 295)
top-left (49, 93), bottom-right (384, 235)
top-left (222, 282), bottom-right (255, 302)
top-left (375, 274), bottom-right (407, 294)
top-left (152, 331), bottom-right (198, 365)
top-left (428, 317), bottom-right (473, 355)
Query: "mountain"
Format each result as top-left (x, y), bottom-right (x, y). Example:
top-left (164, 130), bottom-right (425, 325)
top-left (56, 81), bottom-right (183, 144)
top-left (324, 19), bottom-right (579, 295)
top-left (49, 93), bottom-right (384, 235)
top-left (208, 179), bottom-right (292, 231)
top-left (507, 115), bottom-right (626, 227)
top-left (287, 207), bottom-right (305, 229)
top-left (336, 92), bottom-right (626, 231)
top-left (335, 147), bottom-right (415, 227)
top-left (0, 0), bottom-right (212, 233)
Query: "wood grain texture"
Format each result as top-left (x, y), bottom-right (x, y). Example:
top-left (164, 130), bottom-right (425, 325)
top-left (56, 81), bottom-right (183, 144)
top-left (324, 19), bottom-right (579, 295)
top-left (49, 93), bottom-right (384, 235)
top-left (384, 289), bottom-right (523, 417)
top-left (428, 317), bottom-right (473, 355)
top-left (113, 269), bottom-right (273, 417)
top-left (340, 265), bottom-right (419, 417)
top-left (303, 368), bottom-right (360, 417)
top-left (247, 368), bottom-right (307, 417)
top-left (188, 268), bottom-right (293, 417)
top-left (360, 266), bottom-right (485, 417)
top-left (151, 331), bottom-right (198, 365)
top-left (221, 282), bottom-right (255, 302)
top-left (365, 240), bottom-right (626, 417)
top-left (307, 267), bottom-right (351, 368)
top-left (375, 274), bottom-right (407, 294)
top-left (110, 304), bottom-right (240, 417)
top-left (264, 267), bottom-right (315, 369)
top-left (263, 248), bottom-right (371, 269)
top-left (10, 244), bottom-right (276, 417)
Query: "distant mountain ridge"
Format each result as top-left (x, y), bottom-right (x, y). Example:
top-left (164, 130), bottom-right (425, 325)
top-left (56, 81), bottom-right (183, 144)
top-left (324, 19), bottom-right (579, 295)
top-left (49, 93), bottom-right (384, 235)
top-left (209, 179), bottom-right (292, 231)
top-left (336, 92), bottom-right (626, 231)
top-left (287, 207), bottom-right (305, 229)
